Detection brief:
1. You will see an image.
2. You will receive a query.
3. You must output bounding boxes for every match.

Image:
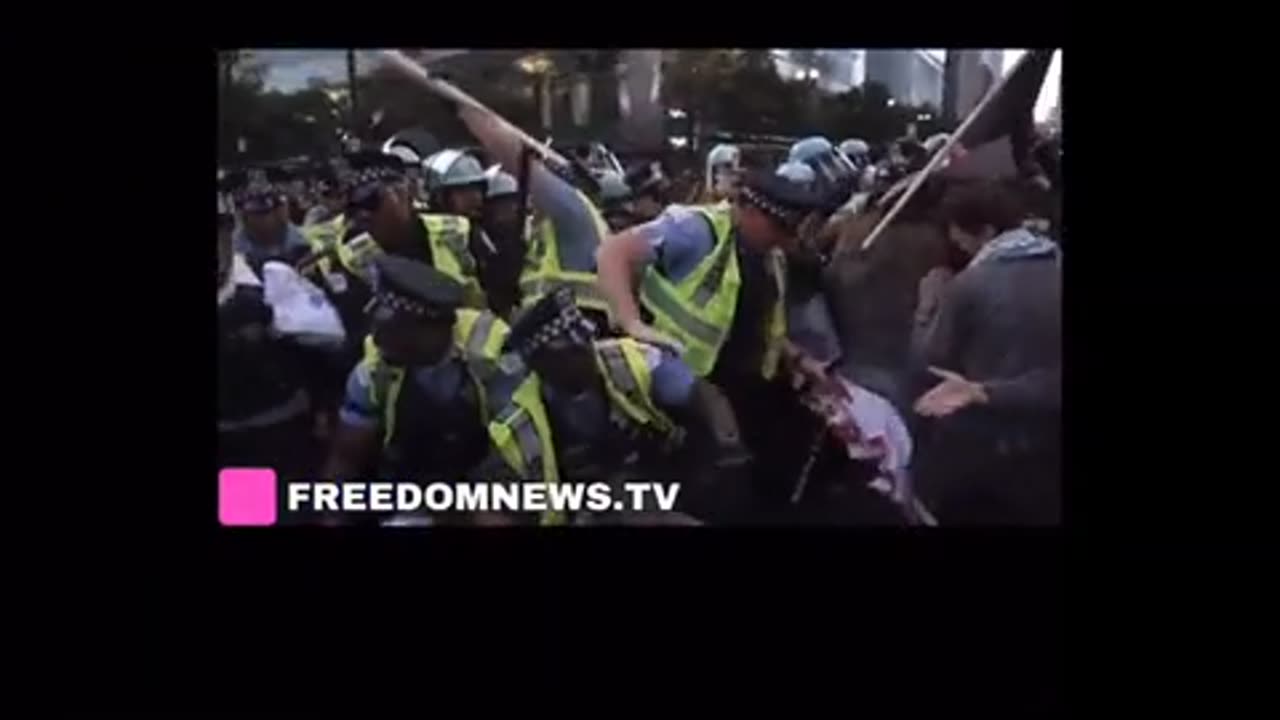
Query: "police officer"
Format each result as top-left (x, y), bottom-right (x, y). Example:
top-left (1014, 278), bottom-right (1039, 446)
top-left (224, 167), bottom-right (312, 273)
top-left (333, 150), bottom-right (485, 306)
top-left (788, 136), bottom-right (860, 216)
top-left (703, 143), bottom-right (741, 203)
top-left (423, 149), bottom-right (489, 223)
top-left (597, 169), bottom-right (826, 517)
top-left (482, 287), bottom-right (749, 525)
top-left (457, 104), bottom-right (614, 330)
top-left (480, 166), bottom-right (526, 320)
top-left (324, 254), bottom-right (511, 523)
top-left (219, 186), bottom-right (336, 485)
top-left (382, 136), bottom-right (430, 210)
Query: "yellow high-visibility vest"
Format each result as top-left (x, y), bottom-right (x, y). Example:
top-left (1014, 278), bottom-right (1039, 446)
top-left (638, 204), bottom-right (787, 379)
top-left (519, 187), bottom-right (613, 319)
top-left (333, 214), bottom-right (487, 309)
top-left (303, 213), bottom-right (346, 250)
top-left (487, 338), bottom-right (676, 526)
top-left (360, 308), bottom-right (509, 447)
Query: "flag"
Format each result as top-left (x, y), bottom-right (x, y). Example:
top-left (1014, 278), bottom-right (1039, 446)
top-left (944, 49), bottom-right (1054, 180)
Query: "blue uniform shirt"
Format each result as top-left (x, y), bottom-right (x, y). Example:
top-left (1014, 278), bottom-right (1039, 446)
top-left (541, 343), bottom-right (697, 450)
top-left (630, 205), bottom-right (719, 282)
top-left (529, 164), bottom-right (605, 272)
top-left (339, 355), bottom-right (467, 429)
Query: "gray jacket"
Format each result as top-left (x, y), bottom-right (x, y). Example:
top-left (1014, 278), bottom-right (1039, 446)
top-left (914, 229), bottom-right (1061, 417)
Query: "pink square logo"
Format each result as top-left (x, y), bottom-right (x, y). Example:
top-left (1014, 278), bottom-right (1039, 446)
top-left (219, 468), bottom-right (278, 526)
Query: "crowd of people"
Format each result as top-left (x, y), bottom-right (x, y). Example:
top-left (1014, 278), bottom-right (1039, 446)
top-left (217, 91), bottom-right (1062, 526)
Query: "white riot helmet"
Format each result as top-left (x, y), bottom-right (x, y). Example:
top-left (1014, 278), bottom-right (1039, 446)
top-left (483, 164), bottom-right (519, 200)
top-left (382, 137), bottom-right (423, 168)
top-left (423, 149), bottom-right (488, 193)
top-left (705, 143), bottom-right (741, 197)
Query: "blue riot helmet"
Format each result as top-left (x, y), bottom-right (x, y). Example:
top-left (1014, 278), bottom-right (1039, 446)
top-left (838, 139), bottom-right (871, 170)
top-left (788, 136), bottom-right (836, 163)
top-left (789, 136), bottom-right (857, 214)
top-left (775, 161), bottom-right (817, 186)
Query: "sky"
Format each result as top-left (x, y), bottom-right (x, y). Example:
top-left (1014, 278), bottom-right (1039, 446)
top-left (250, 49), bottom-right (1061, 120)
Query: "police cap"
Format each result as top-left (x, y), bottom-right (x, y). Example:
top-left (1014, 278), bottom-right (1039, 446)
top-left (504, 286), bottom-right (597, 360)
top-left (736, 169), bottom-right (824, 231)
top-left (222, 166), bottom-right (290, 214)
top-left (369, 253), bottom-right (464, 323)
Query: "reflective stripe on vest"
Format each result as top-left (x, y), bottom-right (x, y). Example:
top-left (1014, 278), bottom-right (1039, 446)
top-left (639, 204), bottom-right (787, 379)
top-left (421, 214), bottom-right (486, 308)
top-left (518, 272), bottom-right (612, 315)
top-left (303, 214), bottom-right (346, 253)
top-left (360, 309), bottom-right (509, 445)
top-left (336, 232), bottom-right (381, 281)
top-left (594, 338), bottom-right (675, 435)
top-left (520, 197), bottom-right (610, 318)
top-left (488, 375), bottom-right (566, 526)
top-left (639, 205), bottom-right (739, 376)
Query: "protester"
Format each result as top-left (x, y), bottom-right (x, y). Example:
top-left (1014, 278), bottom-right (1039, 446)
top-left (910, 180), bottom-right (1061, 525)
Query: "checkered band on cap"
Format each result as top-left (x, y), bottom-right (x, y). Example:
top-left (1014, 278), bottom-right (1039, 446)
top-left (350, 164), bottom-right (403, 190)
top-left (510, 288), bottom-right (597, 359)
top-left (739, 184), bottom-right (803, 229)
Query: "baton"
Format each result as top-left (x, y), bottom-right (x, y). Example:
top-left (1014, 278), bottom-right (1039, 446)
top-left (375, 50), bottom-right (571, 168)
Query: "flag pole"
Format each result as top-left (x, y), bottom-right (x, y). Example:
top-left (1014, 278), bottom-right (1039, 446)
top-left (854, 50), bottom-right (1038, 253)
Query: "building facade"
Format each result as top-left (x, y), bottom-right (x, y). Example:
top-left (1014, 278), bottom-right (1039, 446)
top-left (863, 50), bottom-right (944, 108)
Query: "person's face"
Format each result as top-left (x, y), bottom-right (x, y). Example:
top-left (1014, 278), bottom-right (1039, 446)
top-left (947, 222), bottom-right (994, 257)
top-left (530, 342), bottom-right (597, 396)
top-left (373, 314), bottom-right (456, 367)
top-left (242, 205), bottom-right (287, 246)
top-left (364, 184), bottom-right (412, 243)
top-left (733, 203), bottom-right (793, 254)
top-left (711, 165), bottom-right (739, 196)
top-left (445, 186), bottom-right (485, 220)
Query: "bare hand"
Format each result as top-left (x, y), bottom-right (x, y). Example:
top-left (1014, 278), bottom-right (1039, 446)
top-left (623, 320), bottom-right (685, 356)
top-left (914, 366), bottom-right (988, 418)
